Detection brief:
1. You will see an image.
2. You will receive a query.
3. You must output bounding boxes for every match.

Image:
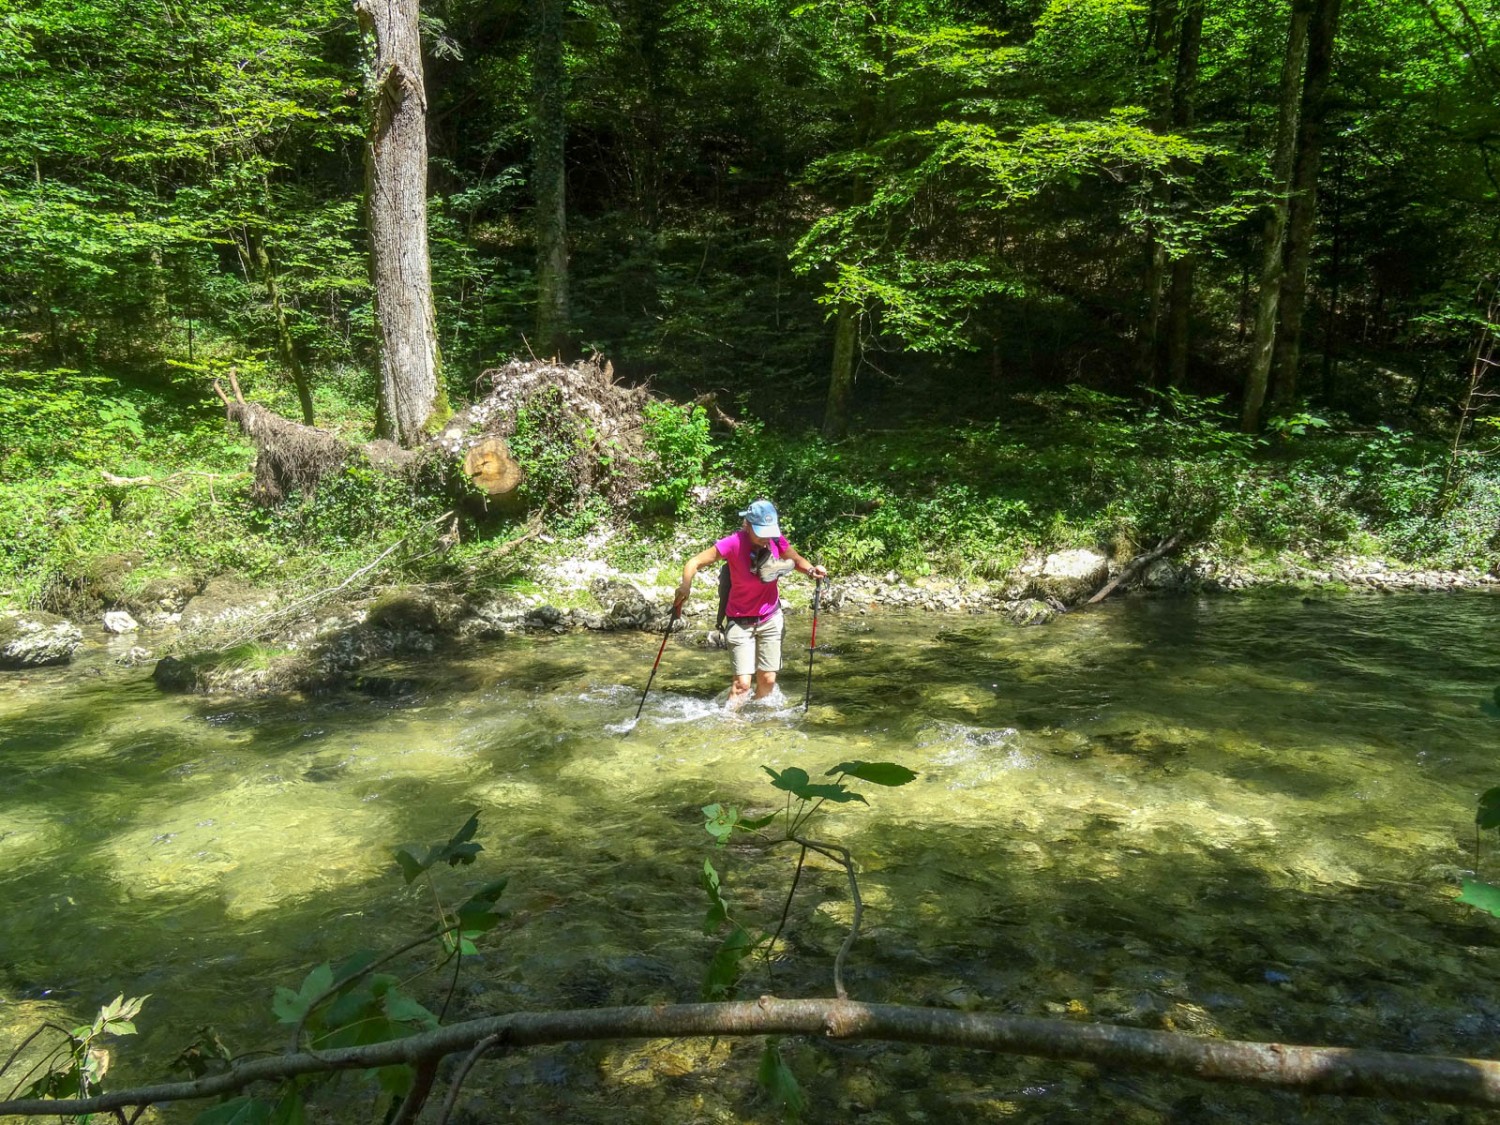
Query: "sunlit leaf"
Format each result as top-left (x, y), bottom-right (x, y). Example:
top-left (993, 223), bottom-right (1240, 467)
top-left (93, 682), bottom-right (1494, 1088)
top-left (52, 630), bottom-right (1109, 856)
top-left (272, 964), bottom-right (333, 1025)
top-left (828, 761), bottom-right (918, 787)
top-left (1458, 879), bottom-right (1500, 918)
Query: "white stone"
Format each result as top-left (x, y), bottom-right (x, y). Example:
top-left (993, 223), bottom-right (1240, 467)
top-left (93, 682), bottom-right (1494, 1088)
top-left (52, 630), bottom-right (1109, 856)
top-left (103, 610), bottom-right (140, 634)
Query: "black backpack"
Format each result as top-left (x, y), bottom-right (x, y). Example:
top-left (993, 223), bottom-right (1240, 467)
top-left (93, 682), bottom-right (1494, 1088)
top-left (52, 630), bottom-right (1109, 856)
top-left (716, 562), bottom-right (732, 631)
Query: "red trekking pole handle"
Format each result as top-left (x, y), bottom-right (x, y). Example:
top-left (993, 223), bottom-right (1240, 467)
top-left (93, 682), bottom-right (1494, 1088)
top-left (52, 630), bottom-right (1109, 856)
top-left (634, 597), bottom-right (684, 722)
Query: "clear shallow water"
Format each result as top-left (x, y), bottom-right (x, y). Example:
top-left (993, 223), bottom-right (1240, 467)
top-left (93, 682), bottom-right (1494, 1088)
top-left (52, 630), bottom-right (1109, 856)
top-left (3, 593), bottom-right (1500, 1122)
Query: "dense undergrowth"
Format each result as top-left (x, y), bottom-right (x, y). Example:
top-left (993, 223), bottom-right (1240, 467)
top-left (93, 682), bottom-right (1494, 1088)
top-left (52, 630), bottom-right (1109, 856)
top-left (2, 367), bottom-right (1497, 615)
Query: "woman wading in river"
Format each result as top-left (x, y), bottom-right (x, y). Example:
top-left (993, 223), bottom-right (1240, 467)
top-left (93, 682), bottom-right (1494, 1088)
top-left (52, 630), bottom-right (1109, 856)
top-left (676, 499), bottom-right (827, 708)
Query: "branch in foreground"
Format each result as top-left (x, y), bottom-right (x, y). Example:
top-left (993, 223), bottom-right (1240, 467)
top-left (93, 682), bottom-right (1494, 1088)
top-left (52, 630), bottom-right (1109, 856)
top-left (4, 999), bottom-right (1500, 1116)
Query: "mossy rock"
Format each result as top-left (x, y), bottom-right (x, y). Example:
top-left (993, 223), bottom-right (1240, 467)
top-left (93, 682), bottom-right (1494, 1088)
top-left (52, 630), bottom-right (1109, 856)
top-left (0, 610), bottom-right (83, 668)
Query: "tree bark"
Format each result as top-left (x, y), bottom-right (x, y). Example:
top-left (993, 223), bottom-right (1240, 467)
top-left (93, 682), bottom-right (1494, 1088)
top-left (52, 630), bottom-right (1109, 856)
top-left (254, 238), bottom-right (316, 426)
top-left (1161, 0), bottom-right (1203, 388)
top-left (357, 0), bottom-right (445, 448)
top-left (822, 300), bottom-right (859, 441)
top-left (1137, 0), bottom-right (1179, 385)
top-left (1241, 0), bottom-right (1312, 431)
top-left (10, 998), bottom-right (1500, 1119)
top-left (1269, 0), bottom-right (1343, 416)
top-left (532, 0), bottom-right (570, 360)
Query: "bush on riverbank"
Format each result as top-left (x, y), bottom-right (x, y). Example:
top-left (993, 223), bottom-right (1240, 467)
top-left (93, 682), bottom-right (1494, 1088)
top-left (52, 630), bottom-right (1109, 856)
top-left (2, 370), bottom-right (1496, 616)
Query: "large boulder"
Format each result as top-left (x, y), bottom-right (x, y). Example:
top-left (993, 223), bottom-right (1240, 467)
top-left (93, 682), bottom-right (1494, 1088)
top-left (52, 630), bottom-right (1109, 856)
top-left (0, 610), bottom-right (83, 668)
top-left (1016, 549), bottom-right (1110, 605)
top-left (590, 578), bottom-right (656, 629)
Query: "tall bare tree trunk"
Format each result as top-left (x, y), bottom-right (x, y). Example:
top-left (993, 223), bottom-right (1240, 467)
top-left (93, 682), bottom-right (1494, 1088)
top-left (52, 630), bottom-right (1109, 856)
top-left (1162, 0), bottom-right (1203, 388)
top-left (357, 0), bottom-right (444, 448)
top-left (1241, 0), bottom-right (1312, 431)
top-left (254, 241), bottom-right (316, 426)
top-left (1269, 0), bottom-right (1343, 415)
top-left (532, 0), bottom-right (570, 360)
top-left (822, 300), bottom-right (859, 441)
top-left (1136, 0), bottom-right (1174, 383)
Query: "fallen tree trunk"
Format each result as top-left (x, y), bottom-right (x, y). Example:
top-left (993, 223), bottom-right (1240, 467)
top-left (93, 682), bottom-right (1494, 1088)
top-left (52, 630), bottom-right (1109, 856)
top-left (6, 997), bottom-right (1500, 1118)
top-left (212, 356), bottom-right (648, 509)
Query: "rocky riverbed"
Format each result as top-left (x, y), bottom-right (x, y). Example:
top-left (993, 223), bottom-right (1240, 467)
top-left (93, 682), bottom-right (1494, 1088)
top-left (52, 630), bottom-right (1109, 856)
top-left (3, 546), bottom-right (1495, 695)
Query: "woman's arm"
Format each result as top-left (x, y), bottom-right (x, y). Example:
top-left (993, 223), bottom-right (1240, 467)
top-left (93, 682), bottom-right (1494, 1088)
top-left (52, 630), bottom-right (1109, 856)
top-left (675, 545), bottom-right (723, 603)
top-left (785, 545), bottom-right (828, 580)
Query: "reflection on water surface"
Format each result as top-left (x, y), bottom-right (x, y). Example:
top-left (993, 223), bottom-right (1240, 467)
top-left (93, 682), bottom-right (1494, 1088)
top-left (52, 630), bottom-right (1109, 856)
top-left (2, 593), bottom-right (1500, 1122)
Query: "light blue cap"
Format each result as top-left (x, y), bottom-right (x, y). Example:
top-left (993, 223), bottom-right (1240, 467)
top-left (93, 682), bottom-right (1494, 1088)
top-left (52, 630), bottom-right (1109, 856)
top-left (739, 499), bottom-right (781, 538)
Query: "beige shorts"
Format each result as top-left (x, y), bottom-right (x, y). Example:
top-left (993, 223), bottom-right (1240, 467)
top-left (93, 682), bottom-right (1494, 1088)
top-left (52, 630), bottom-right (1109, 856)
top-left (726, 608), bottom-right (784, 677)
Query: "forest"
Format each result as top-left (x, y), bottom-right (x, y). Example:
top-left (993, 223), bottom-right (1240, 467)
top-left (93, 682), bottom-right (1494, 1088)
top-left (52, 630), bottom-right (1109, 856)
top-left (2, 0), bottom-right (1499, 604)
top-left (4, 0), bottom-right (1500, 1120)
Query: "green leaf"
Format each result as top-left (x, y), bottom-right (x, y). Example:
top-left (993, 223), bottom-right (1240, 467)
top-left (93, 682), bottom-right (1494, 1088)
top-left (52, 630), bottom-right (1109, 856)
top-left (383, 988), bottom-right (438, 1029)
top-left (456, 877), bottom-right (510, 935)
top-left (270, 1089), bottom-right (306, 1125)
top-left (1478, 788), bottom-right (1500, 831)
top-left (704, 803), bottom-right (738, 842)
top-left (828, 761), bottom-right (918, 787)
top-left (375, 1064), bottom-right (414, 1096)
top-left (765, 766), bottom-right (810, 793)
top-left (1459, 878), bottom-right (1500, 918)
top-left (393, 846), bottom-right (428, 884)
top-left (757, 1038), bottom-right (806, 1121)
top-left (194, 1097), bottom-right (274, 1125)
top-left (702, 925), bottom-right (756, 1002)
top-left (764, 766), bottom-right (866, 804)
top-left (272, 964), bottom-right (333, 1025)
top-left (737, 812), bottom-right (778, 832)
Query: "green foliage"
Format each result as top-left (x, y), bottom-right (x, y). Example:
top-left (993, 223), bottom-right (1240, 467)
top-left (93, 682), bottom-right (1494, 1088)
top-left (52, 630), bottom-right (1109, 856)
top-left (757, 1037), bottom-right (807, 1121)
top-left (393, 812), bottom-right (484, 884)
top-left (508, 387), bottom-right (591, 514)
top-left (636, 402), bottom-right (714, 516)
top-left (0, 370), bottom-right (145, 480)
top-left (699, 760), bottom-right (915, 1000)
top-left (19, 994), bottom-right (148, 1102)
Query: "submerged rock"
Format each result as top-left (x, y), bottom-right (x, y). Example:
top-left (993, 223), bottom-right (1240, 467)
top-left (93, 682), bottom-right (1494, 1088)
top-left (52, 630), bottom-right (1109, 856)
top-left (0, 610), bottom-right (83, 668)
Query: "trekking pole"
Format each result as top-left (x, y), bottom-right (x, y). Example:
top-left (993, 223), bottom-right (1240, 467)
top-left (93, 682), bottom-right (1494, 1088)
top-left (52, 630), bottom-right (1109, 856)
top-left (803, 577), bottom-right (824, 712)
top-left (634, 597), bottom-right (684, 723)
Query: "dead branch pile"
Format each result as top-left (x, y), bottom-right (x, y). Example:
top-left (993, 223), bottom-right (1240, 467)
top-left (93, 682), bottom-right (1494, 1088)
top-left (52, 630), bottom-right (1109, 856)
top-left (217, 356), bottom-right (654, 511)
top-left (431, 355), bottom-right (652, 508)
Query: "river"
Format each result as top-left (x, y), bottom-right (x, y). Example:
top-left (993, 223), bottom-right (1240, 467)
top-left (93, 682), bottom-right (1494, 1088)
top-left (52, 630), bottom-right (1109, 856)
top-left (2, 592), bottom-right (1499, 1122)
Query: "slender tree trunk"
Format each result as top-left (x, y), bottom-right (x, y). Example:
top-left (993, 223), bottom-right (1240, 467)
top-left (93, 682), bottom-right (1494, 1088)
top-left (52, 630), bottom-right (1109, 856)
top-left (822, 300), bottom-right (859, 441)
top-left (1269, 0), bottom-right (1343, 415)
top-left (1137, 0), bottom-right (1179, 384)
top-left (1319, 143), bottom-right (1344, 402)
top-left (356, 0), bottom-right (444, 448)
top-left (1241, 0), bottom-right (1312, 431)
top-left (821, 1), bottom-right (884, 440)
top-left (532, 0), bottom-right (570, 360)
top-left (254, 241), bottom-right (316, 426)
top-left (1162, 0), bottom-right (1203, 388)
